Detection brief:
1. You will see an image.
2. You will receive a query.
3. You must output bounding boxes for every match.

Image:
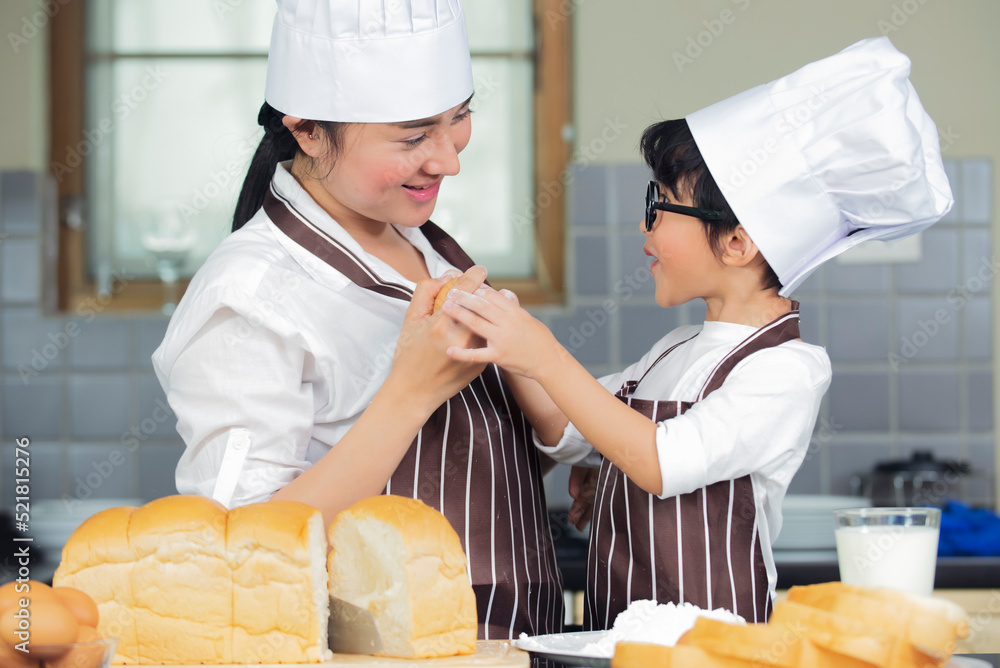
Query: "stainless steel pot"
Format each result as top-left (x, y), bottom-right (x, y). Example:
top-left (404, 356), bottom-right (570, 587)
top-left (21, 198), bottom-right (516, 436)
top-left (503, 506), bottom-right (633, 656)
top-left (851, 450), bottom-right (972, 507)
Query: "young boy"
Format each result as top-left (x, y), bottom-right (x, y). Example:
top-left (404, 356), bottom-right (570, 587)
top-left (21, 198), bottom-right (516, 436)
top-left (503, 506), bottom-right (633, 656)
top-left (441, 36), bottom-right (953, 628)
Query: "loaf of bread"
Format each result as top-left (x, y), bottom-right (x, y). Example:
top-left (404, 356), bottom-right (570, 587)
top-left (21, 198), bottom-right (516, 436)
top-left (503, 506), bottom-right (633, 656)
top-left (54, 495), bottom-right (332, 665)
top-left (229, 501), bottom-right (331, 664)
top-left (326, 495), bottom-right (477, 658)
top-left (129, 495), bottom-right (232, 664)
top-left (610, 582), bottom-right (970, 668)
top-left (51, 505), bottom-right (139, 663)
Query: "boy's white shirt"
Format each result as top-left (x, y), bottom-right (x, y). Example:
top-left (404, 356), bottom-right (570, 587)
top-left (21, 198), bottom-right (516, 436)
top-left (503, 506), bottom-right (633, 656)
top-left (534, 319), bottom-right (831, 591)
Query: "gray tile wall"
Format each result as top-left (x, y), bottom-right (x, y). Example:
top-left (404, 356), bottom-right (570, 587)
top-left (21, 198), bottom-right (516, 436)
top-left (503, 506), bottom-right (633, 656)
top-left (0, 171), bottom-right (182, 515)
top-left (0, 162), bottom-right (995, 520)
top-left (539, 159), bottom-right (995, 509)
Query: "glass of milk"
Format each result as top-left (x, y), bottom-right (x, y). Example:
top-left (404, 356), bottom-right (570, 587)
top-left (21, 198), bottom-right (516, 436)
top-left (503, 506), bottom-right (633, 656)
top-left (834, 507), bottom-right (941, 597)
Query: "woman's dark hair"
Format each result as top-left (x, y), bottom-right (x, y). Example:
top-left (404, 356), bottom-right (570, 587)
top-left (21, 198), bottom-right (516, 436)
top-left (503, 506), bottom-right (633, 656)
top-left (639, 118), bottom-right (781, 292)
top-left (232, 102), bottom-right (347, 231)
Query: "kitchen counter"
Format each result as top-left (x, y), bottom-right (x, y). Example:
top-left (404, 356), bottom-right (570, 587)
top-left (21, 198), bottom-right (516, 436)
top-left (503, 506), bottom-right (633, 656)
top-left (773, 554), bottom-right (1000, 589)
top-left (147, 642), bottom-right (527, 667)
top-left (554, 541), bottom-right (1000, 591)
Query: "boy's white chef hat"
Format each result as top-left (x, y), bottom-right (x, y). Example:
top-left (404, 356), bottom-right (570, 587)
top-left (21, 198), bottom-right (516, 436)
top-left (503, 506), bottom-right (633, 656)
top-left (264, 0), bottom-right (474, 123)
top-left (686, 36), bottom-right (953, 296)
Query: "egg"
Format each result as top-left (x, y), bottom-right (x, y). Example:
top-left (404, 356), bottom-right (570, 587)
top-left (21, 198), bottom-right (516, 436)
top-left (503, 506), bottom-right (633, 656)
top-left (0, 581), bottom-right (55, 614)
top-left (0, 638), bottom-right (41, 668)
top-left (42, 626), bottom-right (107, 668)
top-left (0, 599), bottom-right (79, 660)
top-left (51, 589), bottom-right (98, 629)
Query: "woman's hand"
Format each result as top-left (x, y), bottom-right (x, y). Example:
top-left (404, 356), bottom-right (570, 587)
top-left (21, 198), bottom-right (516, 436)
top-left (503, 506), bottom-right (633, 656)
top-left (273, 267), bottom-right (487, 524)
top-left (441, 287), bottom-right (565, 379)
top-left (387, 267), bottom-right (488, 415)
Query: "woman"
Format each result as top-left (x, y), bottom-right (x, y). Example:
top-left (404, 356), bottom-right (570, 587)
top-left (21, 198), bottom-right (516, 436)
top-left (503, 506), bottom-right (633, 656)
top-left (152, 0), bottom-right (563, 639)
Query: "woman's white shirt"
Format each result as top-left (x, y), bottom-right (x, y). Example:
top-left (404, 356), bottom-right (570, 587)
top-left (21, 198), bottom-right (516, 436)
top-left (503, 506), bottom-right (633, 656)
top-left (152, 162), bottom-right (459, 508)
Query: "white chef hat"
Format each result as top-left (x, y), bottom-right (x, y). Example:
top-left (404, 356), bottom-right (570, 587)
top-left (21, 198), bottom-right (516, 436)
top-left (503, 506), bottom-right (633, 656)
top-left (686, 36), bottom-right (953, 296)
top-left (264, 0), bottom-right (474, 123)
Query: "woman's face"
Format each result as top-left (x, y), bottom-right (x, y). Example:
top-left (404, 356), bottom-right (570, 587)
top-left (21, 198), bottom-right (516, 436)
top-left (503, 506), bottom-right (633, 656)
top-left (317, 97), bottom-right (472, 230)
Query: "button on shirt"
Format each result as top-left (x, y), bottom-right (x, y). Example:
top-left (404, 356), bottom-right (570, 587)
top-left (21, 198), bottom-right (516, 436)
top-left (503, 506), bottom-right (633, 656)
top-left (152, 162), bottom-right (460, 509)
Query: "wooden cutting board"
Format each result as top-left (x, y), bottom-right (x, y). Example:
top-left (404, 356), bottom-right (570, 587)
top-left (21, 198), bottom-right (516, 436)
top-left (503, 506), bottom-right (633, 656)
top-left (153, 641), bottom-right (529, 667)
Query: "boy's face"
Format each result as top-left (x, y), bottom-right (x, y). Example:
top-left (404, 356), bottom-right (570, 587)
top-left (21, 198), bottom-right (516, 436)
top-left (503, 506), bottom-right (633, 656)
top-left (641, 184), bottom-right (722, 308)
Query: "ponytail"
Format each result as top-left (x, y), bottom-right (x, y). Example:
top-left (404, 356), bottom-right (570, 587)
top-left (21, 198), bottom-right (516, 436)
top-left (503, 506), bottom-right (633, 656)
top-left (232, 103), bottom-right (348, 232)
top-left (232, 102), bottom-right (299, 231)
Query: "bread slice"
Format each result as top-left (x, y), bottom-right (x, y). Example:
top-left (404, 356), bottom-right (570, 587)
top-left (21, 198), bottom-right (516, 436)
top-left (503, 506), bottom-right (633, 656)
top-left (128, 495), bottom-right (232, 664)
top-left (611, 642), bottom-right (673, 667)
top-left (613, 583), bottom-right (968, 668)
top-left (614, 628), bottom-right (799, 668)
top-left (677, 618), bottom-right (801, 666)
top-left (769, 600), bottom-right (894, 668)
top-left (228, 500), bottom-right (333, 664)
top-left (787, 582), bottom-right (968, 668)
top-left (326, 495), bottom-right (478, 658)
top-left (902, 591), bottom-right (969, 660)
top-left (617, 614), bottom-right (884, 668)
top-left (53, 506), bottom-right (139, 664)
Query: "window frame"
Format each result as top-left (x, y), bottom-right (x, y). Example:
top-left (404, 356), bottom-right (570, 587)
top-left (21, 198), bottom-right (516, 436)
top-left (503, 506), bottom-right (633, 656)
top-left (50, 0), bottom-right (571, 311)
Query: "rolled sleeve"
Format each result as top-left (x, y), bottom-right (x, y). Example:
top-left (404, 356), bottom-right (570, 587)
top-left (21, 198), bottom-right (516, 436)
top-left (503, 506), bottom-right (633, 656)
top-left (165, 306), bottom-right (316, 508)
top-left (530, 365), bottom-right (634, 468)
top-left (654, 348), bottom-right (831, 499)
top-left (532, 424), bottom-right (603, 467)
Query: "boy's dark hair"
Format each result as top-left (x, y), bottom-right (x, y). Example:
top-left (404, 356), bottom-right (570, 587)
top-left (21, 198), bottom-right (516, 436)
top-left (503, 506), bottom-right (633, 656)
top-left (640, 118), bottom-right (781, 292)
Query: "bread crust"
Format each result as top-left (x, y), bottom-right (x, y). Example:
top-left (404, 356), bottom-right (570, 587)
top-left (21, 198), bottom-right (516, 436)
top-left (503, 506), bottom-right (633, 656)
top-left (433, 277), bottom-right (460, 314)
top-left (54, 506), bottom-right (139, 664)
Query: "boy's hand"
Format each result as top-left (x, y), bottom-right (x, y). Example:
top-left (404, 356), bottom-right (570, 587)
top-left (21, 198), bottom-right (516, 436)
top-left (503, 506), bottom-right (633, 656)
top-left (441, 287), bottom-right (563, 379)
top-left (568, 465), bottom-right (600, 531)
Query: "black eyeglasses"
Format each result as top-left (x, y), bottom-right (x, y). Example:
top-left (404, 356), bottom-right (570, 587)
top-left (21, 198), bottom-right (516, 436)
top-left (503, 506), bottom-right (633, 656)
top-left (645, 181), bottom-right (723, 232)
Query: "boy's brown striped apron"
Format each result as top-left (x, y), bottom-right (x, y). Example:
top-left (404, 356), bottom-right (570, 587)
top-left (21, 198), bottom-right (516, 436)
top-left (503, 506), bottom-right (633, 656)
top-left (264, 186), bottom-right (564, 640)
top-left (584, 305), bottom-right (800, 630)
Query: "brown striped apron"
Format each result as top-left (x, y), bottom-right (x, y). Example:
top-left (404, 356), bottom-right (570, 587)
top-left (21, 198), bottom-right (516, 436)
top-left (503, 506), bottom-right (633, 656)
top-left (263, 186), bottom-right (564, 640)
top-left (584, 305), bottom-right (801, 630)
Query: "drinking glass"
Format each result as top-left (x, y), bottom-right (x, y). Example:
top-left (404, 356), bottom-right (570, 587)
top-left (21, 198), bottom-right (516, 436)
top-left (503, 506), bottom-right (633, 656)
top-left (834, 507), bottom-right (940, 597)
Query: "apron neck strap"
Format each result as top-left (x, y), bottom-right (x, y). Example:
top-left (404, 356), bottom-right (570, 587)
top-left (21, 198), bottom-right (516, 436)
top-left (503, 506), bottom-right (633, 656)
top-left (696, 300), bottom-right (801, 401)
top-left (617, 332), bottom-right (701, 398)
top-left (263, 185), bottom-right (475, 302)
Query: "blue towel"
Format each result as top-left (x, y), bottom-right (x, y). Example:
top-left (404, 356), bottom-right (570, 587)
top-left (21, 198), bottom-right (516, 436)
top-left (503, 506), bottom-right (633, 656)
top-left (938, 500), bottom-right (1000, 557)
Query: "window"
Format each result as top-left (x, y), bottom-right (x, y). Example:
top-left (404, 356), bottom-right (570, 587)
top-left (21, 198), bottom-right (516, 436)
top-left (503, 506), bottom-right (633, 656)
top-left (51, 0), bottom-right (571, 311)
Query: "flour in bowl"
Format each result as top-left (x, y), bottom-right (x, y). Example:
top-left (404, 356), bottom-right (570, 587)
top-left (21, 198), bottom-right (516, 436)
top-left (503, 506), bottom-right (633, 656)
top-left (581, 600), bottom-right (745, 657)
